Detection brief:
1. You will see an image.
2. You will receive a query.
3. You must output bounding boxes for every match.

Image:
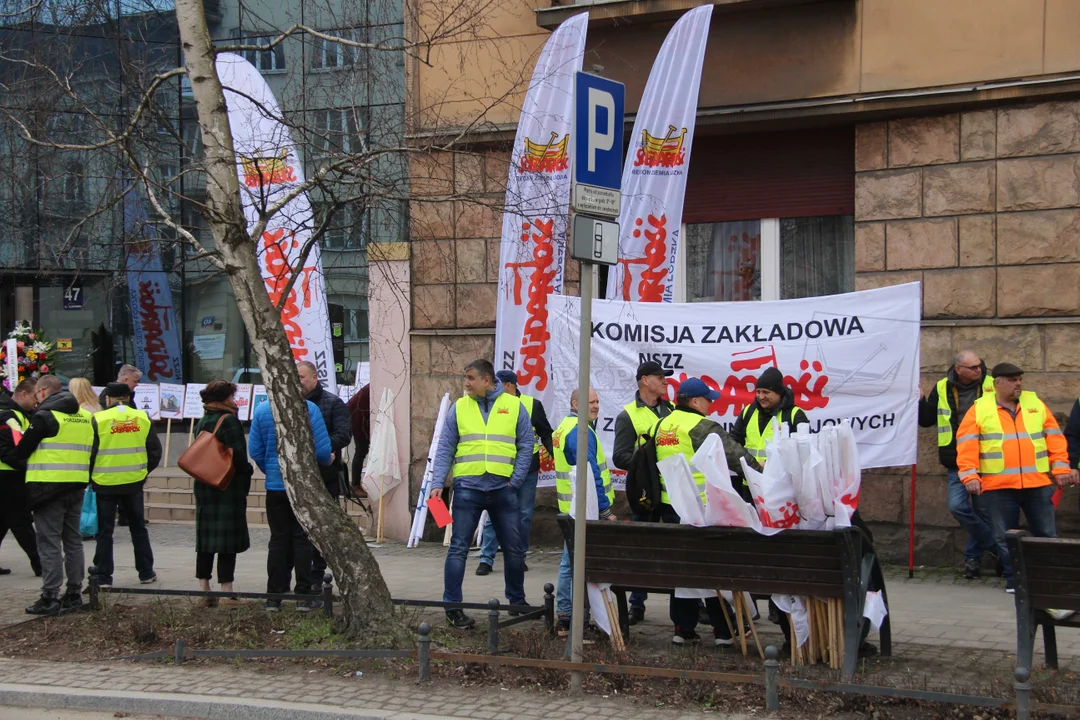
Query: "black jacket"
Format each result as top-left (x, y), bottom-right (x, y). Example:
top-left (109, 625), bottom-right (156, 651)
top-left (306, 384), bottom-right (352, 456)
top-left (666, 403), bottom-right (762, 480)
top-left (523, 396), bottom-right (554, 473)
top-left (89, 402), bottom-right (163, 495)
top-left (729, 387), bottom-right (809, 447)
top-left (917, 364), bottom-right (989, 471)
top-left (1065, 398), bottom-right (1080, 471)
top-left (0, 393), bottom-right (32, 482)
top-left (613, 392), bottom-right (674, 470)
top-left (11, 391), bottom-right (88, 509)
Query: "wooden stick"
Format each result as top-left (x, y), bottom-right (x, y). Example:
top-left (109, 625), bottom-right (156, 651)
top-left (829, 598), bottom-right (839, 670)
top-left (734, 593), bottom-right (748, 658)
top-left (604, 590), bottom-right (625, 651)
top-left (742, 594), bottom-right (764, 660)
top-left (163, 418), bottom-right (171, 468)
top-left (187, 418), bottom-right (194, 448)
top-left (716, 591), bottom-right (737, 644)
top-left (377, 492), bottom-right (385, 543)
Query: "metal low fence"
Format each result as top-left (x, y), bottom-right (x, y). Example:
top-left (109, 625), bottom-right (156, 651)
top-left (88, 571), bottom-right (1063, 719)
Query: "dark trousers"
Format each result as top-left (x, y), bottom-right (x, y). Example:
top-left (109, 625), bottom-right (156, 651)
top-left (93, 491), bottom-right (154, 582)
top-left (266, 490), bottom-right (313, 595)
top-left (0, 477), bottom-right (40, 572)
top-left (629, 505), bottom-right (682, 613)
top-left (671, 595), bottom-right (735, 639)
top-left (983, 485), bottom-right (1057, 580)
top-left (310, 471), bottom-right (341, 587)
top-left (196, 551), bottom-right (236, 583)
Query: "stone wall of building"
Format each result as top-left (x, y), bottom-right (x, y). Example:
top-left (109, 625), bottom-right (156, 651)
top-left (855, 101), bottom-right (1080, 564)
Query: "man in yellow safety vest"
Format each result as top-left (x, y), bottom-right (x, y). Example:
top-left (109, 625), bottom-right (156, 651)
top-left (90, 382), bottom-right (162, 588)
top-left (655, 377), bottom-right (761, 646)
top-left (10, 375), bottom-right (92, 616)
top-left (0, 378), bottom-right (42, 577)
top-left (552, 387), bottom-right (615, 634)
top-left (475, 370), bottom-right (554, 576)
top-left (429, 359), bottom-right (534, 629)
top-left (730, 367), bottom-right (809, 478)
top-left (917, 349), bottom-right (999, 579)
top-left (611, 360), bottom-right (674, 624)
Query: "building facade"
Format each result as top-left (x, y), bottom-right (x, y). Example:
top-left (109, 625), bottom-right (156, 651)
top-left (406, 0), bottom-right (1080, 559)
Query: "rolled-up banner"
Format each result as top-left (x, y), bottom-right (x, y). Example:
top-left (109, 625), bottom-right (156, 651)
top-left (605, 5), bottom-right (712, 302)
top-left (123, 181), bottom-right (184, 383)
top-left (494, 12), bottom-right (588, 393)
top-left (216, 52), bottom-right (337, 393)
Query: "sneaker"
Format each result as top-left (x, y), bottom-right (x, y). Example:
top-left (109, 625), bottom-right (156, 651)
top-left (0, 567), bottom-right (10, 575)
top-left (963, 558), bottom-right (980, 580)
top-left (1006, 578), bottom-right (1017, 595)
top-left (25, 595), bottom-right (61, 616)
top-left (296, 599), bottom-right (324, 613)
top-left (628, 607), bottom-right (645, 626)
top-left (446, 609), bottom-right (475, 629)
top-left (475, 563), bottom-right (492, 576)
top-left (264, 600), bottom-right (281, 612)
top-left (858, 641), bottom-right (878, 658)
top-left (60, 593), bottom-right (87, 613)
top-left (557, 617), bottom-right (570, 637)
top-left (1046, 609), bottom-right (1076, 621)
top-left (672, 629), bottom-right (700, 645)
top-left (714, 634), bottom-right (735, 647)
top-left (199, 596), bottom-right (219, 609)
top-left (139, 573), bottom-right (158, 584)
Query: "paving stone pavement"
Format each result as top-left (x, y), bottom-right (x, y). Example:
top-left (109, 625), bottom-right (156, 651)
top-left (1, 522), bottom-right (1076, 708)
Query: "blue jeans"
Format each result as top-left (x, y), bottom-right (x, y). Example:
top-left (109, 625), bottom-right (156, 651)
top-left (479, 469), bottom-right (539, 566)
top-left (947, 469), bottom-right (997, 562)
top-left (443, 485), bottom-right (526, 606)
top-left (983, 485), bottom-right (1058, 580)
top-left (557, 542), bottom-right (573, 618)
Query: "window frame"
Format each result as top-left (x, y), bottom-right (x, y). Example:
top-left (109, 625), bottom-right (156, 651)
top-left (233, 31), bottom-right (286, 73)
top-left (310, 27), bottom-right (367, 71)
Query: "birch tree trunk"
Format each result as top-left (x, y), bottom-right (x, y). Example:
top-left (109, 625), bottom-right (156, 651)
top-left (174, 0), bottom-right (398, 641)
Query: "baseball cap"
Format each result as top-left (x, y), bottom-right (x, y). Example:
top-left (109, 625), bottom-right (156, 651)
top-left (677, 377), bottom-right (720, 402)
top-left (636, 360), bottom-right (674, 381)
top-left (495, 370), bottom-right (519, 385)
top-left (990, 362), bottom-right (1024, 378)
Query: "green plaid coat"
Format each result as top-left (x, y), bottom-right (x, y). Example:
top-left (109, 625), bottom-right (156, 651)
top-left (192, 411), bottom-right (254, 554)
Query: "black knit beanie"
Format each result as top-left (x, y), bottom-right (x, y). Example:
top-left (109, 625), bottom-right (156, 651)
top-left (755, 367), bottom-right (785, 395)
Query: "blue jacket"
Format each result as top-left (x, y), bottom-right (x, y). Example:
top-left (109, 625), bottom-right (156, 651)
top-left (249, 399), bottom-right (332, 491)
top-left (561, 412), bottom-right (612, 517)
top-left (432, 387), bottom-right (533, 492)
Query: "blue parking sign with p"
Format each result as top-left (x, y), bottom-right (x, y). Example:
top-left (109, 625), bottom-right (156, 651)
top-left (573, 72), bottom-right (625, 192)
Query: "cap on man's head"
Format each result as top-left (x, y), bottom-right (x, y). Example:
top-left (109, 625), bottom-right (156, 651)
top-left (495, 370), bottom-right (519, 386)
top-left (105, 382), bottom-right (132, 398)
top-left (755, 367), bottom-right (785, 395)
top-left (636, 361), bottom-right (674, 381)
top-left (991, 362), bottom-right (1024, 379)
top-left (677, 377), bottom-right (720, 402)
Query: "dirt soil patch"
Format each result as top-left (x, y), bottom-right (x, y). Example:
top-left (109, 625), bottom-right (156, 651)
top-left (1, 597), bottom-right (1077, 719)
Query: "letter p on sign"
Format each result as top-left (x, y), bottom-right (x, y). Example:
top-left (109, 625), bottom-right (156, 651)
top-left (573, 72), bottom-right (625, 202)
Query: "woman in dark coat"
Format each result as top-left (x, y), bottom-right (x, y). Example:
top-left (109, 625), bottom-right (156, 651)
top-left (192, 381), bottom-right (254, 607)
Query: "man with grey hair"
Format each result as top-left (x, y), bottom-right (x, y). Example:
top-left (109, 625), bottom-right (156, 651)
top-left (98, 364), bottom-right (142, 407)
top-left (918, 349), bottom-right (999, 579)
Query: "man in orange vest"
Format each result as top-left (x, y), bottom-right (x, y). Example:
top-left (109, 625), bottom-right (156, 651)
top-left (956, 363), bottom-right (1079, 592)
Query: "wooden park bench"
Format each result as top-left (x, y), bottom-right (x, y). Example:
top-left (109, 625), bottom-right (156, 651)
top-left (557, 516), bottom-right (891, 679)
top-left (1007, 530), bottom-right (1080, 671)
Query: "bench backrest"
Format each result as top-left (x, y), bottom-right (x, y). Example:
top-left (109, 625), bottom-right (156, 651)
top-left (1009, 533), bottom-right (1080, 612)
top-left (557, 516), bottom-right (864, 598)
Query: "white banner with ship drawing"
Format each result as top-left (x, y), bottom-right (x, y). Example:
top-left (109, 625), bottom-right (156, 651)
top-left (539, 283), bottom-right (922, 487)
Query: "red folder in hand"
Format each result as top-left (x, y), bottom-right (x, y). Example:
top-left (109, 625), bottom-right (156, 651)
top-left (427, 496), bottom-right (453, 528)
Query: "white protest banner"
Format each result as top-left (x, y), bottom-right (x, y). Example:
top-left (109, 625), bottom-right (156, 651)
top-left (158, 383), bottom-right (184, 420)
top-left (541, 283), bottom-right (921, 487)
top-left (216, 53), bottom-right (337, 393)
top-left (353, 361), bottom-right (369, 390)
top-left (182, 383), bottom-right (207, 419)
top-left (605, 4), bottom-right (712, 303)
top-left (494, 12), bottom-right (587, 390)
top-left (235, 383), bottom-right (254, 421)
top-left (134, 384), bottom-right (160, 420)
top-left (91, 386), bottom-right (104, 400)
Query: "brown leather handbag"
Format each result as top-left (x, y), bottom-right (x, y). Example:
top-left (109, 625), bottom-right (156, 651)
top-left (178, 414), bottom-right (235, 490)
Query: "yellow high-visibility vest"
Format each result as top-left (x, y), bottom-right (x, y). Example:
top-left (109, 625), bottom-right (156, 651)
top-left (0, 408), bottom-right (29, 473)
top-left (654, 409), bottom-right (707, 505)
top-left (936, 375), bottom-right (994, 447)
top-left (971, 391), bottom-right (1048, 475)
top-left (552, 415), bottom-right (614, 514)
top-left (452, 394), bottom-right (521, 479)
top-left (91, 405), bottom-right (152, 486)
top-left (26, 409), bottom-right (93, 484)
top-left (741, 405), bottom-right (798, 466)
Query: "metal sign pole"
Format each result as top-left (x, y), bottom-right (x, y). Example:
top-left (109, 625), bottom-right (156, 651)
top-left (570, 261), bottom-right (593, 693)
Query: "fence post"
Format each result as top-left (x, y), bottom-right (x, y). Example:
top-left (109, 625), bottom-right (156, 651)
top-left (764, 645), bottom-right (780, 713)
top-left (322, 573), bottom-right (334, 619)
top-left (87, 567), bottom-right (100, 611)
top-left (417, 622), bottom-right (432, 682)
top-left (1014, 666), bottom-right (1031, 720)
top-left (487, 599), bottom-right (500, 655)
top-left (174, 640), bottom-right (186, 665)
top-left (543, 583), bottom-right (555, 635)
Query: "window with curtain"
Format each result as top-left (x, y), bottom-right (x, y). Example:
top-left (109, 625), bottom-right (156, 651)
top-left (685, 220), bottom-right (761, 302)
top-left (779, 215), bottom-right (854, 299)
